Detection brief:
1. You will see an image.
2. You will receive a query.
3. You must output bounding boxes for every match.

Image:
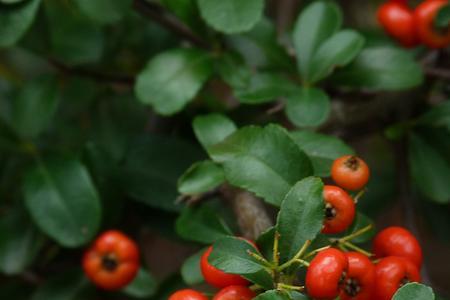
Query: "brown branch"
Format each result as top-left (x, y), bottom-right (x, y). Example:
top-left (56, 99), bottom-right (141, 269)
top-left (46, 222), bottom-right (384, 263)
top-left (425, 67), bottom-right (450, 81)
top-left (220, 185), bottom-right (274, 240)
top-left (49, 59), bottom-right (134, 86)
top-left (133, 0), bottom-right (210, 50)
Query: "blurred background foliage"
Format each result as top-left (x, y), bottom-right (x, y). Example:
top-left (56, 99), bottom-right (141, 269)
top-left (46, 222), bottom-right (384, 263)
top-left (0, 0), bottom-right (449, 299)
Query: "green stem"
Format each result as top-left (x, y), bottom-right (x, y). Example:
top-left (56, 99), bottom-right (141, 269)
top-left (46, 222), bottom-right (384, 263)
top-left (277, 283), bottom-right (304, 291)
top-left (277, 240), bottom-right (311, 271)
top-left (273, 231), bottom-right (280, 266)
top-left (339, 224), bottom-right (373, 243)
top-left (342, 241), bottom-right (373, 257)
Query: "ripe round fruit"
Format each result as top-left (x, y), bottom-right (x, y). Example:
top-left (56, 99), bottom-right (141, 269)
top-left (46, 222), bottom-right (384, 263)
top-left (373, 226), bottom-right (423, 268)
top-left (212, 285), bottom-right (256, 300)
top-left (201, 246), bottom-right (249, 288)
top-left (82, 230), bottom-right (140, 290)
top-left (306, 248), bottom-right (348, 300)
top-left (339, 252), bottom-right (375, 300)
top-left (322, 185), bottom-right (356, 234)
top-left (414, 0), bottom-right (450, 48)
top-left (169, 289), bottom-right (208, 300)
top-left (331, 155), bottom-right (370, 191)
top-left (373, 256), bottom-right (421, 300)
top-left (377, 1), bottom-right (419, 47)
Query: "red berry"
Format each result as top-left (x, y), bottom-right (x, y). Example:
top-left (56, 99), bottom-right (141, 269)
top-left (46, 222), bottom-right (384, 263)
top-left (373, 256), bottom-right (421, 300)
top-left (306, 248), bottom-right (348, 300)
top-left (201, 246), bottom-right (249, 288)
top-left (212, 285), bottom-right (255, 300)
top-left (414, 0), bottom-right (450, 48)
top-left (373, 226), bottom-right (423, 268)
top-left (82, 230), bottom-right (139, 290)
top-left (339, 252), bottom-right (375, 300)
top-left (169, 289), bottom-right (208, 300)
top-left (331, 155), bottom-right (370, 191)
top-left (377, 1), bottom-right (419, 47)
top-left (322, 185), bottom-right (356, 234)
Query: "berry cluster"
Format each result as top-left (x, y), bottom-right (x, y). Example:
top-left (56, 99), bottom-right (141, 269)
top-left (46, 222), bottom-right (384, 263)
top-left (377, 0), bottom-right (450, 48)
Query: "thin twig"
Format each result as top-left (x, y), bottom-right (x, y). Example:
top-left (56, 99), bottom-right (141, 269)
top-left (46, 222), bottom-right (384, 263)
top-left (425, 67), bottom-right (450, 81)
top-left (133, 0), bottom-right (210, 50)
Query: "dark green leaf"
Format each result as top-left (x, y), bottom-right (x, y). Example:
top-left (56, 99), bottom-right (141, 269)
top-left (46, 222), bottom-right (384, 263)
top-left (235, 73), bottom-right (297, 104)
top-left (310, 30), bottom-right (365, 83)
top-left (332, 47), bottom-right (423, 91)
top-left (0, 0), bottom-right (25, 4)
top-left (178, 160), bottom-right (225, 195)
top-left (135, 48), bottom-right (212, 115)
top-left (409, 134), bottom-right (450, 204)
top-left (435, 5), bottom-right (450, 29)
top-left (193, 113), bottom-right (237, 150)
top-left (393, 283), bottom-right (435, 300)
top-left (256, 226), bottom-right (275, 262)
top-left (290, 131), bottom-right (353, 177)
top-left (254, 290), bottom-right (310, 300)
top-left (181, 249), bottom-right (204, 285)
top-left (12, 75), bottom-right (59, 138)
top-left (23, 157), bottom-right (101, 247)
top-left (293, 1), bottom-right (342, 80)
top-left (31, 270), bottom-right (91, 300)
top-left (276, 177), bottom-right (324, 263)
top-left (120, 135), bottom-right (203, 211)
top-left (176, 204), bottom-right (232, 244)
top-left (73, 0), bottom-right (131, 24)
top-left (286, 87), bottom-right (330, 128)
top-left (197, 0), bottom-right (264, 34)
top-left (209, 124), bottom-right (313, 206)
top-left (210, 237), bottom-right (263, 273)
top-left (215, 53), bottom-right (252, 90)
top-left (0, 207), bottom-right (44, 274)
top-left (418, 101), bottom-right (450, 130)
top-left (0, 0), bottom-right (40, 47)
top-left (161, 0), bottom-right (200, 29)
top-left (123, 268), bottom-right (157, 299)
top-left (45, 0), bottom-right (104, 65)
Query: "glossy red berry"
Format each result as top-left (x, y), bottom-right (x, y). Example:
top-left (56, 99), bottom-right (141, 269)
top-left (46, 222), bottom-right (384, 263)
top-left (377, 1), bottom-right (419, 47)
top-left (306, 248), bottom-right (348, 300)
top-left (414, 0), bottom-right (450, 48)
top-left (339, 252), bottom-right (375, 300)
top-left (322, 185), bottom-right (356, 234)
top-left (82, 230), bottom-right (139, 290)
top-left (201, 246), bottom-right (249, 288)
top-left (373, 226), bottom-right (423, 268)
top-left (169, 289), bottom-right (208, 300)
top-left (331, 155), bottom-right (370, 191)
top-left (212, 285), bottom-right (256, 300)
top-left (373, 256), bottom-right (421, 300)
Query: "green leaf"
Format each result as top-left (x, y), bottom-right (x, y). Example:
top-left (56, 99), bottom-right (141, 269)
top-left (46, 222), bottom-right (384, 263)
top-left (256, 226), bottom-right (275, 262)
top-left (290, 131), bottom-right (353, 177)
top-left (418, 101), bottom-right (450, 130)
top-left (293, 1), bottom-right (342, 80)
top-left (235, 73), bottom-right (297, 104)
top-left (210, 237), bottom-right (263, 273)
top-left (120, 135), bottom-right (203, 211)
top-left (310, 30), bottom-right (365, 83)
top-left (135, 48), bottom-right (212, 115)
top-left (73, 0), bottom-right (131, 25)
top-left (178, 160), bottom-right (225, 195)
top-left (181, 249), bottom-right (205, 285)
top-left (393, 283), bottom-right (435, 300)
top-left (0, 0), bottom-right (41, 47)
top-left (123, 268), bottom-right (157, 299)
top-left (215, 53), bottom-right (252, 90)
top-left (209, 124), bottom-right (313, 206)
top-left (31, 270), bottom-right (91, 300)
top-left (254, 290), bottom-right (310, 300)
top-left (45, 0), bottom-right (104, 65)
top-left (286, 87), bottom-right (330, 128)
top-left (197, 0), bottom-right (264, 34)
top-left (161, 0), bottom-right (200, 29)
top-left (193, 113), bottom-right (237, 150)
top-left (0, 207), bottom-right (44, 274)
top-left (12, 75), bottom-right (59, 138)
top-left (23, 157), bottom-right (102, 247)
top-left (0, 0), bottom-right (25, 4)
top-left (332, 47), bottom-right (424, 91)
top-left (409, 134), bottom-right (450, 204)
top-left (176, 204), bottom-right (232, 244)
top-left (435, 5), bottom-right (450, 29)
top-left (276, 177), bottom-right (324, 263)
